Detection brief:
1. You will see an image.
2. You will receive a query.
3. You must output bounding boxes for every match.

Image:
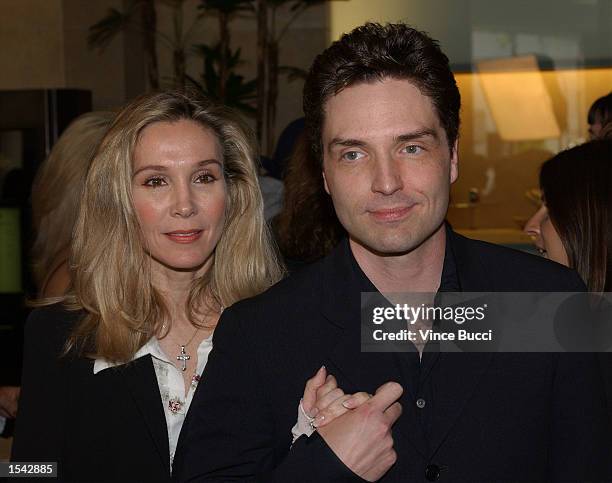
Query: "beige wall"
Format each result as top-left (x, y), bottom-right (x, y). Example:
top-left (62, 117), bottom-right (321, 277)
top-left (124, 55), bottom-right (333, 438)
top-left (0, 0), bottom-right (145, 110)
top-left (0, 0), bottom-right (66, 89)
top-left (62, 0), bottom-right (141, 110)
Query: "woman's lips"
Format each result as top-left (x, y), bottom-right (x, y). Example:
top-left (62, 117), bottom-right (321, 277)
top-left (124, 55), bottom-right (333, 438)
top-left (164, 230), bottom-right (203, 243)
top-left (368, 205), bottom-right (414, 222)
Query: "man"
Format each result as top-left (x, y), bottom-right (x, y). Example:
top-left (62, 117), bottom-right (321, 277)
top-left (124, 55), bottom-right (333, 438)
top-left (174, 23), bottom-right (610, 482)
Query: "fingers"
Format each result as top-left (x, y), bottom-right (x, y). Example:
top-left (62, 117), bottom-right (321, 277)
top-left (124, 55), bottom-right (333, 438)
top-left (382, 401), bottom-right (402, 425)
top-left (314, 374), bottom-right (342, 407)
top-left (313, 394), bottom-right (352, 428)
top-left (302, 366), bottom-right (327, 416)
top-left (369, 382), bottom-right (403, 412)
top-left (342, 391), bottom-right (371, 410)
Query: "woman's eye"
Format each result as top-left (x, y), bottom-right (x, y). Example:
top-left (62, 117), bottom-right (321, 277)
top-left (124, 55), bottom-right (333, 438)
top-left (195, 173), bottom-right (216, 183)
top-left (404, 145), bottom-right (423, 155)
top-left (342, 151), bottom-right (365, 161)
top-left (143, 176), bottom-right (166, 187)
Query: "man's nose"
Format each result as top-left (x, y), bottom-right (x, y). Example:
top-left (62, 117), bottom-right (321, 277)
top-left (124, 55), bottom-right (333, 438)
top-left (371, 155), bottom-right (403, 195)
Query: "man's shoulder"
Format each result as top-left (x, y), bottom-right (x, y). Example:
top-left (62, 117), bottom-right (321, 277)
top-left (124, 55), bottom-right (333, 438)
top-left (454, 233), bottom-right (585, 291)
top-left (229, 257), bottom-right (329, 314)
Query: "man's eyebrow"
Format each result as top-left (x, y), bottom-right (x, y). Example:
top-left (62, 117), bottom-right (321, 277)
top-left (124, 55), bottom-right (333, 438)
top-left (395, 129), bottom-right (439, 143)
top-left (327, 129), bottom-right (440, 152)
top-left (327, 138), bottom-right (368, 150)
top-left (132, 159), bottom-right (221, 177)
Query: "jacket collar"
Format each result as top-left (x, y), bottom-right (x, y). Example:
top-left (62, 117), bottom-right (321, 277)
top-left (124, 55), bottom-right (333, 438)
top-left (317, 224), bottom-right (494, 459)
top-left (318, 223), bottom-right (473, 328)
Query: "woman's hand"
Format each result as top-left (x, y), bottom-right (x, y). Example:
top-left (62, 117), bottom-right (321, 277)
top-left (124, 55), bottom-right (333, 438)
top-left (0, 386), bottom-right (20, 419)
top-left (301, 367), bottom-right (371, 428)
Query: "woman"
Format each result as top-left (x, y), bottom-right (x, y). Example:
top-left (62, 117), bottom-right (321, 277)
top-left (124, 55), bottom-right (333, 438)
top-left (524, 140), bottom-right (611, 292)
top-left (272, 133), bottom-right (345, 272)
top-left (524, 140), bottom-right (612, 426)
top-left (31, 111), bottom-right (114, 297)
top-left (12, 90), bottom-right (283, 481)
top-left (588, 92), bottom-right (612, 139)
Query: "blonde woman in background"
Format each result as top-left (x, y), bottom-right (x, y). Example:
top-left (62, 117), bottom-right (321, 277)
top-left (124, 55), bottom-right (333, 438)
top-left (0, 112), bottom-right (113, 441)
top-left (12, 90), bottom-right (283, 482)
top-left (31, 111), bottom-right (114, 297)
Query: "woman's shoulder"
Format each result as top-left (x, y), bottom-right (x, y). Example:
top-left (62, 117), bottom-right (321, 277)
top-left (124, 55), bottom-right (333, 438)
top-left (25, 304), bottom-right (84, 349)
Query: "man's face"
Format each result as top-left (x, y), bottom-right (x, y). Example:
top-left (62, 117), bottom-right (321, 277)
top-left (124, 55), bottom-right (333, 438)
top-left (321, 78), bottom-right (458, 256)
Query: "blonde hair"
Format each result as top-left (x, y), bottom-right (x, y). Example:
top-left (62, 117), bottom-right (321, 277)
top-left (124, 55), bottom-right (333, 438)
top-left (31, 112), bottom-right (114, 290)
top-left (62, 90), bottom-right (284, 362)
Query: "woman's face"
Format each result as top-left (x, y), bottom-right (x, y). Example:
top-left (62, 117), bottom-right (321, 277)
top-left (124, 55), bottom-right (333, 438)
top-left (132, 119), bottom-right (226, 276)
top-left (524, 204), bottom-right (569, 266)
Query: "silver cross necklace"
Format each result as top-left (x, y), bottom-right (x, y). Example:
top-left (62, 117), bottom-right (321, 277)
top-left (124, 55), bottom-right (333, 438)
top-left (174, 326), bottom-right (201, 371)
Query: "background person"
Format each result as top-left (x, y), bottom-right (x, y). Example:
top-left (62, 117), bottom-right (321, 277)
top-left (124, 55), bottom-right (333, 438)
top-left (524, 139), bottom-right (612, 425)
top-left (588, 92), bottom-right (612, 139)
top-left (272, 132), bottom-right (345, 272)
top-left (31, 111), bottom-right (114, 298)
top-left (11, 90), bottom-right (283, 482)
top-left (524, 140), bottom-right (611, 292)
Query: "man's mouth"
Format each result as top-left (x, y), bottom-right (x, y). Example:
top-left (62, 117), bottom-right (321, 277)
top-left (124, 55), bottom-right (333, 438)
top-left (368, 205), bottom-right (415, 222)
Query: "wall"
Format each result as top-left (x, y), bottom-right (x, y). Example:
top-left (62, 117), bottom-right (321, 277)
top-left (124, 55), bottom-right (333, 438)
top-left (0, 0), bottom-right (66, 89)
top-left (0, 0), bottom-right (145, 110)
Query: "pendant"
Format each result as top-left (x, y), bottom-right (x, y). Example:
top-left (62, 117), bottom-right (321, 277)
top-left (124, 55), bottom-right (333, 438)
top-left (176, 345), bottom-right (190, 371)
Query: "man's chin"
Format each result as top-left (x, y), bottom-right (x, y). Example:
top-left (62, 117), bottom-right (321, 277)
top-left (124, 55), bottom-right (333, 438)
top-left (350, 234), bottom-right (423, 257)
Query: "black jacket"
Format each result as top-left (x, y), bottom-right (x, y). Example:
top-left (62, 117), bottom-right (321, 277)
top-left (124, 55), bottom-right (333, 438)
top-left (174, 230), bottom-right (611, 482)
top-left (11, 306), bottom-right (172, 483)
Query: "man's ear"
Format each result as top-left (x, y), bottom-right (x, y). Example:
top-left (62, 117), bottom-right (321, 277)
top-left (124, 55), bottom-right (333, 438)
top-left (449, 139), bottom-right (459, 184)
top-left (322, 169), bottom-right (330, 195)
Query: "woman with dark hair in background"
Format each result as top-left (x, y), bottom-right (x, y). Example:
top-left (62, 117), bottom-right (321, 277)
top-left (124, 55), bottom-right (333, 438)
top-left (12, 90), bottom-right (283, 481)
top-left (588, 92), bottom-right (612, 139)
top-left (272, 133), bottom-right (344, 272)
top-left (524, 139), bottom-right (612, 425)
top-left (524, 140), bottom-right (611, 292)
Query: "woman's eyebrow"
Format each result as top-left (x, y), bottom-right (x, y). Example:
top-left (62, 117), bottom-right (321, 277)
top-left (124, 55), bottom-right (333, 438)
top-left (132, 159), bottom-right (221, 177)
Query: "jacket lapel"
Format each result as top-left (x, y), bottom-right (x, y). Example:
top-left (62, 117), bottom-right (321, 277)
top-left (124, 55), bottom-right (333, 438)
top-left (428, 229), bottom-right (495, 455)
top-left (118, 355), bottom-right (170, 473)
top-left (318, 240), bottom-right (430, 459)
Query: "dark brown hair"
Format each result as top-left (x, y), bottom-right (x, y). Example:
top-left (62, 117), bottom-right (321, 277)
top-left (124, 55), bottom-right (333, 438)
top-left (587, 92), bottom-right (612, 127)
top-left (303, 22), bottom-right (461, 163)
top-left (540, 140), bottom-right (611, 292)
top-left (273, 133), bottom-right (345, 263)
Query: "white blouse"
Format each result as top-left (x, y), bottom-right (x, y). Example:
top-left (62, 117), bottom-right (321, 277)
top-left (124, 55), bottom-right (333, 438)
top-left (93, 336), bottom-right (213, 468)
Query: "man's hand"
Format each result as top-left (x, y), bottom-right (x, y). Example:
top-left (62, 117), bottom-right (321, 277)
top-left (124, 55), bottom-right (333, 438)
top-left (317, 381), bottom-right (403, 482)
top-left (0, 386), bottom-right (20, 419)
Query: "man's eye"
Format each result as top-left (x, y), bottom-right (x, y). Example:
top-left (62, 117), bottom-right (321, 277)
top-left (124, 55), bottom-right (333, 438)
top-left (342, 151), bottom-right (364, 161)
top-left (143, 177), bottom-right (166, 187)
top-left (404, 145), bottom-right (423, 155)
top-left (195, 173), bottom-right (216, 183)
